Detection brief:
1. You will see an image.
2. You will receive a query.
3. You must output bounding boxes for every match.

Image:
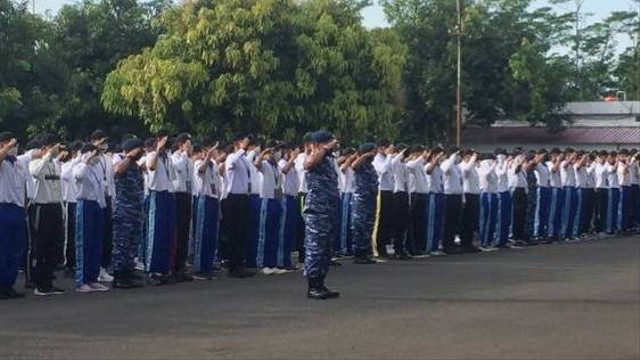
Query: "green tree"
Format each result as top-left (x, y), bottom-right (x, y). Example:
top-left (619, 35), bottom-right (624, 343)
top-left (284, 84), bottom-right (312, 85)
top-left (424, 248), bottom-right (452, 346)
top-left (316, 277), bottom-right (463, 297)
top-left (102, 0), bottom-right (405, 144)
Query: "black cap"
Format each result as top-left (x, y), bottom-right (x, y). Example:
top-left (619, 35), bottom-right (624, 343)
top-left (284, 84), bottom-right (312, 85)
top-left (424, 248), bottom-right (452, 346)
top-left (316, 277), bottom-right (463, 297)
top-left (359, 142), bottom-right (375, 153)
top-left (0, 131), bottom-right (15, 143)
top-left (232, 132), bottom-right (249, 142)
top-left (37, 133), bottom-right (59, 147)
top-left (81, 144), bottom-right (97, 154)
top-left (90, 129), bottom-right (108, 142)
top-left (176, 133), bottom-right (192, 145)
top-left (549, 147), bottom-right (561, 155)
top-left (311, 130), bottom-right (334, 143)
top-left (68, 141), bottom-right (84, 152)
top-left (376, 139), bottom-right (390, 148)
top-left (122, 138), bottom-right (144, 153)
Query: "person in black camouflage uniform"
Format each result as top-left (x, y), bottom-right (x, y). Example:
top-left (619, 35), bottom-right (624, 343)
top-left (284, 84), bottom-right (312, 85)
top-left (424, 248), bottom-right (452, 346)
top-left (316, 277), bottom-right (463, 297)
top-left (350, 143), bottom-right (378, 264)
top-left (303, 130), bottom-right (340, 300)
top-left (112, 139), bottom-right (146, 288)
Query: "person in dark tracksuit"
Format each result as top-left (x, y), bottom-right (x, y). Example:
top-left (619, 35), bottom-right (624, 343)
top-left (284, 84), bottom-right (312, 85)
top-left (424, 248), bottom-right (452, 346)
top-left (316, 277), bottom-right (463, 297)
top-left (406, 147), bottom-right (429, 256)
top-left (171, 133), bottom-right (195, 281)
top-left (112, 138), bottom-right (146, 289)
top-left (441, 148), bottom-right (463, 254)
top-left (73, 145), bottom-right (110, 293)
top-left (508, 152), bottom-right (529, 246)
top-left (303, 130), bottom-right (340, 300)
top-left (60, 141), bottom-right (83, 277)
top-left (459, 149), bottom-right (481, 253)
top-left (0, 132), bottom-right (28, 300)
top-left (29, 133), bottom-right (66, 296)
top-left (350, 143), bottom-right (378, 264)
top-left (593, 151), bottom-right (609, 235)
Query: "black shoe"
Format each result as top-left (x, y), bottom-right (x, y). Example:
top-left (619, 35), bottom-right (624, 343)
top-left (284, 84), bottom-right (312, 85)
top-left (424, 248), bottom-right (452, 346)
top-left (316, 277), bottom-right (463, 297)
top-left (174, 271), bottom-right (194, 283)
top-left (328, 259), bottom-right (342, 267)
top-left (228, 269), bottom-right (255, 278)
top-left (443, 246), bottom-right (461, 255)
top-left (460, 245), bottom-right (481, 253)
top-left (353, 257), bottom-right (377, 265)
top-left (114, 278), bottom-right (141, 289)
top-left (320, 285), bottom-right (340, 299)
top-left (307, 287), bottom-right (329, 300)
top-left (148, 273), bottom-right (171, 286)
top-left (394, 252), bottom-right (412, 260)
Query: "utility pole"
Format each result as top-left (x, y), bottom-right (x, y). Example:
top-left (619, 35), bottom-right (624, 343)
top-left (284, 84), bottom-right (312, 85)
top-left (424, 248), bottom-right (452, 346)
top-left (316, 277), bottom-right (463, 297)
top-left (455, 0), bottom-right (462, 147)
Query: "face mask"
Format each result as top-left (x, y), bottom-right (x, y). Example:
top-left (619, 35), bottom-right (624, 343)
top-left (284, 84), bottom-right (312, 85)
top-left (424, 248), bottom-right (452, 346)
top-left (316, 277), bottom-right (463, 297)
top-left (8, 147), bottom-right (18, 157)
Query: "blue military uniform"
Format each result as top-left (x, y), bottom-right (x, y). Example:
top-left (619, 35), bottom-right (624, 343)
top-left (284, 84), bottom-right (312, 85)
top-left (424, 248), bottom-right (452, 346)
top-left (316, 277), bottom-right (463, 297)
top-left (351, 157), bottom-right (378, 258)
top-left (304, 149), bottom-right (339, 282)
top-left (113, 143), bottom-right (145, 283)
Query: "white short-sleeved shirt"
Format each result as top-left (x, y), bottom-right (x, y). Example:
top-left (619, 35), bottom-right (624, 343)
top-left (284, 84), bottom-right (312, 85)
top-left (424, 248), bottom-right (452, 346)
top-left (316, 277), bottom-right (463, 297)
top-left (373, 153), bottom-right (394, 192)
top-left (593, 162), bottom-right (608, 189)
top-left (0, 158), bottom-right (27, 207)
top-left (560, 161), bottom-right (576, 187)
top-left (278, 158), bottom-right (299, 197)
top-left (294, 153), bottom-right (307, 194)
top-left (259, 161), bottom-right (281, 199)
top-left (193, 160), bottom-right (220, 198)
top-left (147, 151), bottom-right (175, 192)
top-left (225, 149), bottom-right (251, 195)
top-left (73, 160), bottom-right (107, 208)
top-left (534, 163), bottom-right (550, 188)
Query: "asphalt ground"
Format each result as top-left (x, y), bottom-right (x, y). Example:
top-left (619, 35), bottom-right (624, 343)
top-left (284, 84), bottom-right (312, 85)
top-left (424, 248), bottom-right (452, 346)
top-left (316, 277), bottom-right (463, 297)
top-left (0, 236), bottom-right (639, 359)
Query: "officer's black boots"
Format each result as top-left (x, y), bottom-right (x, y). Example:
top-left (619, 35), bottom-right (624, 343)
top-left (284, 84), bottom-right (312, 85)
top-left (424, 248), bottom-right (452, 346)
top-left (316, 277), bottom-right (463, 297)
top-left (307, 278), bottom-right (340, 300)
top-left (353, 251), bottom-right (376, 264)
top-left (114, 271), bottom-right (144, 289)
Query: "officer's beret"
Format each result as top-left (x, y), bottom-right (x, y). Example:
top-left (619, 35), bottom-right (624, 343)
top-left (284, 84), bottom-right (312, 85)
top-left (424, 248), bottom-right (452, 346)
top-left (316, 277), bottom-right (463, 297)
top-left (311, 130), bottom-right (334, 143)
top-left (122, 138), bottom-right (144, 152)
top-left (0, 131), bottom-right (15, 143)
top-left (359, 142), bottom-right (375, 153)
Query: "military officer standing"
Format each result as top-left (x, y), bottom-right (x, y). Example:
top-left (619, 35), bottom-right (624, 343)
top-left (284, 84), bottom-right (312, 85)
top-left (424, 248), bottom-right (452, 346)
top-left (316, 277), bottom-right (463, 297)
top-left (303, 130), bottom-right (340, 300)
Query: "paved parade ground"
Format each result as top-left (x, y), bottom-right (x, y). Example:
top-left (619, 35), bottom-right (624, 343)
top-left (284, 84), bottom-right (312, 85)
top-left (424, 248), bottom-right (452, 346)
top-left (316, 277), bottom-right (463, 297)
top-left (0, 236), bottom-right (638, 360)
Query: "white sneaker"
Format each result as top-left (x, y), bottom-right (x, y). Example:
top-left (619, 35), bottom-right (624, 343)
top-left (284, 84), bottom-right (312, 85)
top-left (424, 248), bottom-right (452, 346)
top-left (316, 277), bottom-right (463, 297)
top-left (76, 284), bottom-right (94, 293)
top-left (98, 268), bottom-right (114, 282)
top-left (429, 251), bottom-right (446, 256)
top-left (134, 259), bottom-right (145, 271)
top-left (272, 268), bottom-right (290, 275)
top-left (89, 283), bottom-right (110, 292)
top-left (260, 267), bottom-right (276, 275)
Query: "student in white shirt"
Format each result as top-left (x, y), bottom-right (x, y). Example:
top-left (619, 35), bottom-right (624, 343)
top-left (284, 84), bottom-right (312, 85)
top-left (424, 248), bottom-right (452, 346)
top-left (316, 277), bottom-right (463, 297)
top-left (388, 146), bottom-right (410, 259)
top-left (560, 148), bottom-right (578, 240)
top-left (494, 149), bottom-right (513, 246)
top-left (145, 131), bottom-right (177, 284)
top-left (293, 133), bottom-right (313, 264)
top-left (533, 149), bottom-right (551, 240)
top-left (171, 133), bottom-right (195, 281)
top-left (336, 148), bottom-right (356, 257)
top-left (546, 148), bottom-right (564, 240)
top-left (573, 151), bottom-right (589, 238)
top-left (277, 143), bottom-right (301, 270)
top-left (508, 151), bottom-right (528, 243)
top-left (441, 148), bottom-right (463, 254)
top-left (593, 150), bottom-right (610, 234)
top-left (405, 147), bottom-right (429, 256)
top-left (191, 144), bottom-right (222, 280)
top-left (459, 149), bottom-right (480, 252)
top-left (253, 142), bottom-right (284, 275)
top-left (425, 148), bottom-right (445, 255)
top-left (477, 154), bottom-right (498, 250)
top-left (605, 151), bottom-right (620, 235)
top-left (29, 133), bottom-right (66, 295)
top-left (245, 142), bottom-right (263, 269)
top-left (630, 150), bottom-right (640, 230)
top-left (372, 139), bottom-right (395, 258)
top-left (59, 141), bottom-right (83, 276)
top-left (89, 130), bottom-right (115, 282)
top-left (223, 133), bottom-right (254, 278)
top-left (73, 144), bottom-right (109, 293)
top-left (0, 132), bottom-right (29, 299)
top-left (616, 149), bottom-right (633, 233)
